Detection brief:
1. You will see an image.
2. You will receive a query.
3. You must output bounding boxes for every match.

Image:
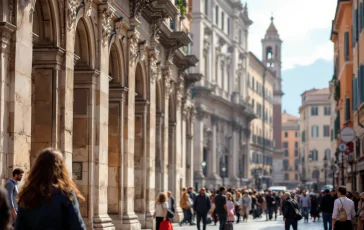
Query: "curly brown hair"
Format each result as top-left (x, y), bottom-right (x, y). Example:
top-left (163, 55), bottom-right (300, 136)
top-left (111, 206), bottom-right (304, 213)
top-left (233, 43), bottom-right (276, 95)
top-left (156, 192), bottom-right (167, 204)
top-left (18, 148), bottom-right (85, 208)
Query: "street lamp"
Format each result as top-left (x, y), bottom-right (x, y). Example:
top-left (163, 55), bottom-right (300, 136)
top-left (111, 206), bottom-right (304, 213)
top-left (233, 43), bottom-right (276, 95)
top-left (324, 155), bottom-right (328, 187)
top-left (222, 167), bottom-right (226, 186)
top-left (201, 161), bottom-right (207, 175)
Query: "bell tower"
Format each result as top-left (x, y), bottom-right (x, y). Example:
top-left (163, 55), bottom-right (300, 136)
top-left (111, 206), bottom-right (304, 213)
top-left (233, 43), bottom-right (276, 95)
top-left (262, 16), bottom-right (283, 149)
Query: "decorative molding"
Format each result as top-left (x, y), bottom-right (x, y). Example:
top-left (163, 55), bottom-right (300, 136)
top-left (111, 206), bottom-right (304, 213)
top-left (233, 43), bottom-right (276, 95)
top-left (176, 77), bottom-right (184, 109)
top-left (100, 4), bottom-right (115, 47)
top-left (148, 48), bottom-right (160, 83)
top-left (163, 67), bottom-right (173, 99)
top-left (67, 0), bottom-right (79, 30)
top-left (195, 107), bottom-right (206, 121)
top-left (128, 29), bottom-right (140, 66)
top-left (138, 41), bottom-right (147, 61)
top-left (130, 0), bottom-right (157, 20)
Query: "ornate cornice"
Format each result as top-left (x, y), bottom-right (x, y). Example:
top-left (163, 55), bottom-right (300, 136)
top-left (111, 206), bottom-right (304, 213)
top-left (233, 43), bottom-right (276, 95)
top-left (128, 29), bottom-right (140, 66)
top-left (67, 0), bottom-right (80, 30)
top-left (148, 47), bottom-right (160, 83)
top-left (129, 0), bottom-right (157, 19)
top-left (99, 4), bottom-right (115, 47)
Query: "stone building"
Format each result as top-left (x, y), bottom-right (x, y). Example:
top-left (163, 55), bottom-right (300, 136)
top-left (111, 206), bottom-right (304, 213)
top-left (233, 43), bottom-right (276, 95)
top-left (0, 0), bottom-right (201, 229)
top-left (299, 88), bottom-right (331, 191)
top-left (247, 52), bottom-right (274, 189)
top-left (281, 111), bottom-right (300, 189)
top-left (190, 0), bottom-right (254, 189)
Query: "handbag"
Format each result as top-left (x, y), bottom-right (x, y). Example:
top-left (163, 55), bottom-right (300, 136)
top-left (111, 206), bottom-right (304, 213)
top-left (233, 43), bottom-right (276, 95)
top-left (337, 199), bottom-right (348, 222)
top-left (159, 220), bottom-right (173, 230)
top-left (223, 222), bottom-right (233, 230)
top-left (160, 204), bottom-right (174, 219)
top-left (186, 198), bottom-right (193, 208)
top-left (289, 200), bottom-right (302, 221)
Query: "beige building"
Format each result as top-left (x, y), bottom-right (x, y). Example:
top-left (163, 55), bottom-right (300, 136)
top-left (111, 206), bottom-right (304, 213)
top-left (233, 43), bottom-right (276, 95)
top-left (0, 1), bottom-right (201, 230)
top-left (281, 112), bottom-right (300, 189)
top-left (247, 52), bottom-right (274, 189)
top-left (299, 88), bottom-right (331, 190)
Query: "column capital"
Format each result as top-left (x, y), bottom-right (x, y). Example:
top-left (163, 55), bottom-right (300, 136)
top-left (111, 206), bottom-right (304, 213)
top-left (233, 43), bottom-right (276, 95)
top-left (127, 29), bottom-right (140, 67)
top-left (99, 3), bottom-right (115, 47)
top-left (162, 66), bottom-right (173, 100)
top-left (148, 47), bottom-right (160, 84)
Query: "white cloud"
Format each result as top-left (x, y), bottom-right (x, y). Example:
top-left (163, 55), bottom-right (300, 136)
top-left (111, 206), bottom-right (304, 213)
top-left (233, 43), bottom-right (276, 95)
top-left (245, 0), bottom-right (337, 70)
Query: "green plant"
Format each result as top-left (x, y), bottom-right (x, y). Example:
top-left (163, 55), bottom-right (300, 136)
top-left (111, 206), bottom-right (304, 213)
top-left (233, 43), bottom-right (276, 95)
top-left (334, 80), bottom-right (340, 102)
top-left (176, 0), bottom-right (186, 15)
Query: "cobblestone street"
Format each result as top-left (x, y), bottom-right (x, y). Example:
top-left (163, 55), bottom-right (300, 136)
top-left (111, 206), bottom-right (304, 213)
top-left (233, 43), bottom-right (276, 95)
top-left (173, 216), bottom-right (324, 230)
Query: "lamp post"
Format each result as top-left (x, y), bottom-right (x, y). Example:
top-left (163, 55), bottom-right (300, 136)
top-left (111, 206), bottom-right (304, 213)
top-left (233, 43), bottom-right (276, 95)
top-left (324, 155), bottom-right (328, 187)
top-left (222, 167), bottom-right (226, 186)
top-left (201, 161), bottom-right (207, 176)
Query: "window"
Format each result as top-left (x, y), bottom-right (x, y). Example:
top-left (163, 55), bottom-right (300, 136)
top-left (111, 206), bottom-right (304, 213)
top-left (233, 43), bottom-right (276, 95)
top-left (295, 132), bottom-right (299, 137)
top-left (294, 149), bottom-right (299, 157)
top-left (252, 77), bottom-right (255, 90)
top-left (239, 29), bottom-right (242, 44)
top-left (284, 149), bottom-right (289, 157)
top-left (251, 99), bottom-right (255, 109)
top-left (283, 142), bottom-right (288, 148)
top-left (215, 6), bottom-right (219, 24)
top-left (345, 98), bottom-right (351, 121)
top-left (311, 150), bottom-right (319, 161)
top-left (295, 159), bottom-right (299, 170)
top-left (324, 106), bottom-right (331, 116)
top-left (227, 18), bottom-right (230, 35)
top-left (221, 12), bottom-right (225, 30)
top-left (284, 132), bottom-right (288, 138)
top-left (311, 106), bottom-right (319, 116)
top-left (295, 141), bottom-right (298, 148)
top-left (283, 160), bottom-right (289, 170)
top-left (284, 173), bottom-right (289, 180)
top-left (295, 174), bottom-right (299, 180)
top-left (323, 125), bottom-right (330, 137)
top-left (301, 131), bottom-right (306, 142)
top-left (204, 0), bottom-right (209, 16)
top-left (324, 149), bottom-right (331, 160)
top-left (311, 125), bottom-right (319, 138)
top-left (344, 31), bottom-right (349, 61)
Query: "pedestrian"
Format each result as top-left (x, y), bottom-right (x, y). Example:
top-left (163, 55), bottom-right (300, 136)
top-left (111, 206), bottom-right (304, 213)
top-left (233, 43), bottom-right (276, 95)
top-left (283, 192), bottom-right (299, 230)
top-left (265, 190), bottom-right (275, 221)
top-left (241, 190), bottom-right (252, 222)
top-left (15, 148), bottom-right (85, 229)
top-left (332, 186), bottom-right (355, 230)
top-left (209, 194), bottom-right (217, 225)
top-left (354, 192), bottom-right (360, 214)
top-left (299, 190), bottom-right (311, 222)
top-left (188, 187), bottom-right (197, 223)
top-left (193, 188), bottom-right (211, 230)
top-left (235, 191), bottom-right (242, 223)
top-left (251, 191), bottom-right (257, 217)
top-left (310, 194), bottom-right (319, 222)
top-left (179, 191), bottom-right (193, 226)
top-left (273, 192), bottom-right (280, 220)
top-left (320, 189), bottom-right (335, 230)
top-left (214, 187), bottom-right (228, 230)
top-left (256, 193), bottom-right (264, 218)
top-left (0, 188), bottom-right (11, 230)
top-left (154, 192), bottom-right (169, 230)
top-left (226, 192), bottom-right (235, 223)
top-left (167, 191), bottom-right (175, 214)
top-left (357, 192), bottom-right (364, 230)
top-left (5, 168), bottom-right (24, 227)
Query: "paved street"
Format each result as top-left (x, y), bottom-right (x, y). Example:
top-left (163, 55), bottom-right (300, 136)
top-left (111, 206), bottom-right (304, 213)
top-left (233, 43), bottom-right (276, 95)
top-left (173, 216), bottom-right (324, 230)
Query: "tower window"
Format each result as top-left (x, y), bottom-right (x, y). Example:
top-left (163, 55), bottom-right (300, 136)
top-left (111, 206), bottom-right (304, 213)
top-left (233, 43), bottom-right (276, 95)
top-left (266, 47), bottom-right (273, 60)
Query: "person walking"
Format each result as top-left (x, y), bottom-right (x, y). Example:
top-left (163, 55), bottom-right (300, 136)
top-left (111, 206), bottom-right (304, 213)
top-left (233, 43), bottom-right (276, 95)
top-left (235, 191), bottom-right (242, 223)
top-left (332, 186), bottom-right (356, 230)
top-left (179, 191), bottom-right (193, 226)
top-left (214, 187), bottom-right (228, 230)
top-left (15, 148), bottom-right (85, 229)
top-left (154, 192), bottom-right (169, 230)
top-left (357, 192), bottom-right (364, 230)
top-left (0, 188), bottom-right (11, 230)
top-left (5, 168), bottom-right (24, 226)
top-left (283, 192), bottom-right (299, 230)
top-left (300, 190), bottom-right (311, 222)
top-left (167, 191), bottom-right (175, 214)
top-left (241, 190), bottom-right (252, 222)
top-left (320, 189), bottom-right (334, 230)
top-left (266, 190), bottom-right (275, 221)
top-left (273, 192), bottom-right (280, 220)
top-left (226, 192), bottom-right (235, 223)
top-left (310, 195), bottom-right (319, 222)
top-left (193, 188), bottom-right (211, 230)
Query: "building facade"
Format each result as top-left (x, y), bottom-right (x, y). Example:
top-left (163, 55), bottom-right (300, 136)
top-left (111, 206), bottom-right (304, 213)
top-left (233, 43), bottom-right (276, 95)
top-left (248, 52), bottom-right (274, 189)
top-left (0, 1), bottom-right (201, 229)
top-left (299, 89), bottom-right (332, 191)
top-left (281, 111), bottom-right (300, 189)
top-left (190, 0), bottom-right (255, 189)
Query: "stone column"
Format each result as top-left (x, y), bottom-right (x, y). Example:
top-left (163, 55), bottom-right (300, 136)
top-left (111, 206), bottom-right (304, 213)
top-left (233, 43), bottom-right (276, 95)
top-left (144, 45), bottom-right (159, 230)
top-left (185, 108), bottom-right (194, 188)
top-left (0, 22), bottom-right (15, 185)
top-left (181, 100), bottom-right (187, 187)
top-left (121, 20), bottom-right (141, 230)
top-left (7, 3), bottom-right (32, 181)
top-left (207, 115), bottom-right (220, 185)
top-left (162, 68), bottom-right (171, 192)
top-left (229, 123), bottom-right (240, 186)
top-left (193, 107), bottom-right (206, 186)
top-left (155, 113), bottom-right (164, 194)
top-left (243, 128), bottom-right (251, 178)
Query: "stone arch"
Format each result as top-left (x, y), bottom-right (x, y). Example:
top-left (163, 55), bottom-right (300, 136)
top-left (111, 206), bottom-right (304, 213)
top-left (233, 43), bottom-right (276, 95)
top-left (30, 0), bottom-right (62, 166)
top-left (33, 0), bottom-right (61, 46)
top-left (74, 17), bottom-right (96, 69)
top-left (109, 43), bottom-right (124, 85)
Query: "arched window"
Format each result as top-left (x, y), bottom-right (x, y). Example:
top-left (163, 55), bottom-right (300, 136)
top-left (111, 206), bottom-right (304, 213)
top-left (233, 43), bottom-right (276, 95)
top-left (266, 46), bottom-right (273, 60)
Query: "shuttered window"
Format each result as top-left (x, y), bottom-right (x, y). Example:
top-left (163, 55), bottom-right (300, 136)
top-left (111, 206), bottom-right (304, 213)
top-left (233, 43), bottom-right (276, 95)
top-left (361, 66), bottom-right (364, 103)
top-left (353, 7), bottom-right (357, 46)
top-left (356, 8), bottom-right (359, 42)
top-left (353, 77), bottom-right (358, 110)
top-left (345, 97), bottom-right (351, 121)
top-left (344, 32), bottom-right (349, 60)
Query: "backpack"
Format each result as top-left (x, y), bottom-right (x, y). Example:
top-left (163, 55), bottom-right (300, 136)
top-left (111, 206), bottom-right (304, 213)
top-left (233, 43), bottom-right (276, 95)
top-left (289, 199), bottom-right (303, 221)
top-left (337, 199), bottom-right (347, 222)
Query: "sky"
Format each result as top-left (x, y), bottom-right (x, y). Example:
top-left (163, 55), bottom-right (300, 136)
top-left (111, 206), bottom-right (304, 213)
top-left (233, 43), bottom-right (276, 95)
top-left (245, 0), bottom-right (337, 116)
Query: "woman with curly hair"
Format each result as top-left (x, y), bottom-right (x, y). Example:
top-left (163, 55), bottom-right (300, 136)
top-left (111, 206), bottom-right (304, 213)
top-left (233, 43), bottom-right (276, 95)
top-left (15, 148), bottom-right (86, 229)
top-left (154, 192), bottom-right (169, 230)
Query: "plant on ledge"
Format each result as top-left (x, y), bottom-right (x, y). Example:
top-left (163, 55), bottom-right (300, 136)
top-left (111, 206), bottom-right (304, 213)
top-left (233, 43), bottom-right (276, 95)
top-left (334, 80), bottom-right (340, 102)
top-left (176, 0), bottom-right (186, 16)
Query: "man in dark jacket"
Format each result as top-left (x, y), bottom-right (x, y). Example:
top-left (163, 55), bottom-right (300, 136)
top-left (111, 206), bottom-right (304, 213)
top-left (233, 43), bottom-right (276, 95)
top-left (320, 189), bottom-right (334, 230)
top-left (214, 187), bottom-right (227, 230)
top-left (193, 188), bottom-right (211, 230)
top-left (265, 190), bottom-right (275, 221)
top-left (283, 192), bottom-right (298, 230)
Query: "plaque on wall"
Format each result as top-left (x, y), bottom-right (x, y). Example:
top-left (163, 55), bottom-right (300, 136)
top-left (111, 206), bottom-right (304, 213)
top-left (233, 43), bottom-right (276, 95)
top-left (72, 162), bottom-right (83, 180)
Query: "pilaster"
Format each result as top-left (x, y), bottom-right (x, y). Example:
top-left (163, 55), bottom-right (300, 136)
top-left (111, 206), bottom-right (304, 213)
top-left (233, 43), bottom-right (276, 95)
top-left (206, 114), bottom-right (221, 185)
top-left (229, 122), bottom-right (240, 186)
top-left (193, 106), bottom-right (206, 183)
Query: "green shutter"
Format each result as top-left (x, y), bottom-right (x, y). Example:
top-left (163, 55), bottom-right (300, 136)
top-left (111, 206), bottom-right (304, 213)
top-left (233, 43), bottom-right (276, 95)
top-left (345, 97), bottom-right (350, 121)
top-left (353, 7), bottom-right (356, 46)
top-left (361, 66), bottom-right (364, 103)
top-left (344, 32), bottom-right (349, 60)
top-left (356, 9), bottom-right (359, 42)
top-left (353, 77), bottom-right (357, 110)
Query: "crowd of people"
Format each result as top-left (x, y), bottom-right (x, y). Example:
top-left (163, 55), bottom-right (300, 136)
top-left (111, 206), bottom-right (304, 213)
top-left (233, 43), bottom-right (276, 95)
top-left (152, 185), bottom-right (364, 230)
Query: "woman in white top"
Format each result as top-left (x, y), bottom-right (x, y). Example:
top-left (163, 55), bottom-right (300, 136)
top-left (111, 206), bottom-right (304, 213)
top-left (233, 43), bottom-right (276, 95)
top-left (332, 186), bottom-right (356, 230)
top-left (153, 192), bottom-right (169, 230)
